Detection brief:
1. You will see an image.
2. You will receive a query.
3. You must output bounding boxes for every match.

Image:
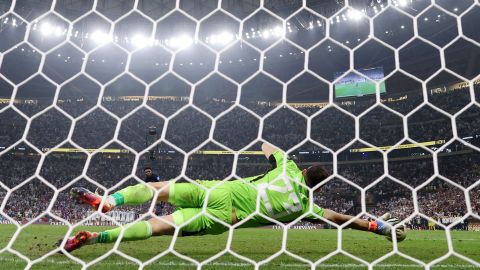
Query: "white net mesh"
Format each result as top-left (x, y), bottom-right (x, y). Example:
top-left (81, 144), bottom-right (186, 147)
top-left (0, 0), bottom-right (479, 269)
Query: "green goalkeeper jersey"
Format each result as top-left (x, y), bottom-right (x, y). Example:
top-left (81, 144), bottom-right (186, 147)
top-left (225, 151), bottom-right (325, 225)
top-left (168, 150), bottom-right (325, 233)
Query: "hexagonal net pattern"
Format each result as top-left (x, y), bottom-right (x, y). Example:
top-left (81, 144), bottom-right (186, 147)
top-left (0, 0), bottom-right (479, 269)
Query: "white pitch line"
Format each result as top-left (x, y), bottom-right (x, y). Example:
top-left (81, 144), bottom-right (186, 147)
top-left (0, 258), bottom-right (479, 268)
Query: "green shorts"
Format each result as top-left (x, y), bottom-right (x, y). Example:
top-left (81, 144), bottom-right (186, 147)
top-left (169, 180), bottom-right (232, 236)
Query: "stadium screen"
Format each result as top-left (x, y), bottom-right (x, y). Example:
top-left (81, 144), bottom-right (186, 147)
top-left (334, 67), bottom-right (387, 98)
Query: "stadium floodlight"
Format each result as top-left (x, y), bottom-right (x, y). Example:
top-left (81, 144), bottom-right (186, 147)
top-left (38, 22), bottom-right (66, 37)
top-left (131, 34), bottom-right (149, 48)
top-left (398, 0), bottom-right (408, 7)
top-left (54, 26), bottom-right (64, 37)
top-left (209, 31), bottom-right (234, 45)
top-left (262, 30), bottom-right (270, 38)
top-left (219, 31), bottom-right (234, 44)
top-left (90, 30), bottom-right (111, 44)
top-left (274, 26), bottom-right (284, 37)
top-left (40, 22), bottom-right (54, 35)
top-left (167, 34), bottom-right (193, 49)
top-left (347, 9), bottom-right (363, 21)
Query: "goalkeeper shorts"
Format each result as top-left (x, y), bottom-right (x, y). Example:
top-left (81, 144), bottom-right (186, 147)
top-left (169, 180), bottom-right (232, 235)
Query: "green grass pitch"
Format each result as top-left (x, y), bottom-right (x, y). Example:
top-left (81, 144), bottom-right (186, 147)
top-left (0, 224), bottom-right (479, 270)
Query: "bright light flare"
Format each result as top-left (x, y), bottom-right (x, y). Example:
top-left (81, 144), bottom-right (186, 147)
top-left (273, 26), bottom-right (284, 37)
top-left (209, 31), bottom-right (234, 45)
top-left (54, 26), bottom-right (63, 37)
top-left (90, 30), bottom-right (111, 44)
top-left (347, 9), bottom-right (363, 21)
top-left (398, 0), bottom-right (408, 7)
top-left (39, 22), bottom-right (66, 37)
top-left (130, 33), bottom-right (155, 48)
top-left (262, 30), bottom-right (270, 38)
top-left (40, 22), bottom-right (53, 35)
top-left (167, 34), bottom-right (193, 49)
top-left (131, 34), bottom-right (147, 48)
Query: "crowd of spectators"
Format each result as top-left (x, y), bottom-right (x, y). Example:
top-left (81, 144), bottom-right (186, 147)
top-left (0, 95), bottom-right (479, 230)
top-left (1, 148), bottom-right (477, 229)
top-left (3, 90), bottom-right (478, 153)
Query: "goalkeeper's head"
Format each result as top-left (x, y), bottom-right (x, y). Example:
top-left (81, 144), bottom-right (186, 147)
top-left (302, 165), bottom-right (330, 189)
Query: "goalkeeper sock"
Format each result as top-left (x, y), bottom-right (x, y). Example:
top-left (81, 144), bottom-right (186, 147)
top-left (369, 220), bottom-right (390, 235)
top-left (96, 221), bottom-right (153, 243)
top-left (109, 183), bottom-right (154, 206)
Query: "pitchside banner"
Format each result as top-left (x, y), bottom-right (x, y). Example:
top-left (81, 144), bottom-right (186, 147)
top-left (36, 140), bottom-right (447, 154)
top-left (270, 224), bottom-right (325, 230)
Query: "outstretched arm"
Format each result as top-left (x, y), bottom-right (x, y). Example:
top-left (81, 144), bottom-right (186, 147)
top-left (323, 209), bottom-right (370, 231)
top-left (261, 142), bottom-right (278, 159)
top-left (303, 207), bottom-right (406, 241)
top-left (303, 205), bottom-right (371, 231)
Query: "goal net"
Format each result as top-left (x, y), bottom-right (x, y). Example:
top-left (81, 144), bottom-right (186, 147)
top-left (0, 0), bottom-right (479, 269)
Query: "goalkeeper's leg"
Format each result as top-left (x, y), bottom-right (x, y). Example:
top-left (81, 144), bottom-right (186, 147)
top-left (62, 205), bottom-right (233, 252)
top-left (70, 180), bottom-right (218, 212)
top-left (324, 209), bottom-right (406, 242)
top-left (70, 181), bottom-right (171, 212)
top-left (105, 180), bottom-right (224, 207)
top-left (63, 182), bottom-right (233, 252)
top-left (61, 215), bottom-right (176, 252)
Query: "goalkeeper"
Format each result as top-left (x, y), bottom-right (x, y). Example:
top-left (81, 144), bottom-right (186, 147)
top-left (62, 143), bottom-right (406, 252)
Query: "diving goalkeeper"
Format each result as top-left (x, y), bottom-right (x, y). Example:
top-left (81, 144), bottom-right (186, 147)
top-left (61, 143), bottom-right (406, 252)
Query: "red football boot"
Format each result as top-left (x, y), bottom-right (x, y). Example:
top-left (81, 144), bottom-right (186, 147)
top-left (62, 231), bottom-right (96, 252)
top-left (70, 187), bottom-right (113, 213)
